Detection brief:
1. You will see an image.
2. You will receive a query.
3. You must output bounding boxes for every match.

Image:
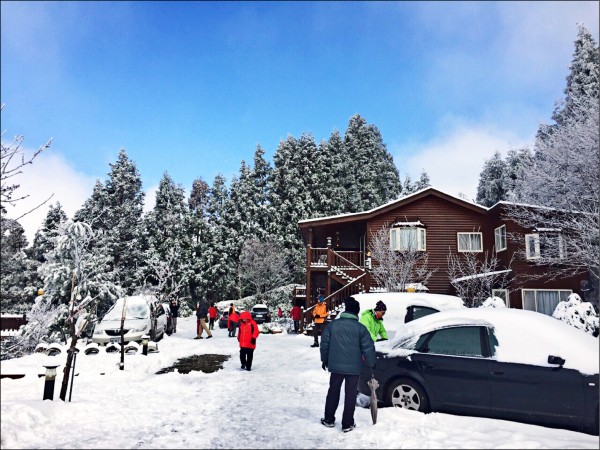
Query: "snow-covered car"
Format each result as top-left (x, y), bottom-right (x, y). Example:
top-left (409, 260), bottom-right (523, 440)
top-left (92, 295), bottom-right (167, 345)
top-left (218, 311), bottom-right (229, 329)
top-left (358, 308), bottom-right (600, 435)
top-left (250, 304), bottom-right (271, 324)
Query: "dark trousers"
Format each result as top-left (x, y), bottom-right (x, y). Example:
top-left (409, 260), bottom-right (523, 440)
top-left (313, 322), bottom-right (324, 344)
top-left (228, 323), bottom-right (237, 337)
top-left (293, 320), bottom-right (299, 333)
top-left (324, 372), bottom-right (359, 429)
top-left (209, 318), bottom-right (215, 330)
top-left (240, 347), bottom-right (254, 369)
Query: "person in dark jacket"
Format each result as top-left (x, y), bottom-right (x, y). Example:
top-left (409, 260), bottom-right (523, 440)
top-left (169, 298), bottom-right (180, 333)
top-left (194, 301), bottom-right (212, 339)
top-left (320, 296), bottom-right (375, 433)
top-left (237, 311), bottom-right (260, 371)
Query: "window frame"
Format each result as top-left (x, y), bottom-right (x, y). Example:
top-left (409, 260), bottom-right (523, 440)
top-left (389, 226), bottom-right (426, 252)
top-left (525, 233), bottom-right (540, 259)
top-left (494, 225), bottom-right (507, 252)
top-left (492, 289), bottom-right (510, 307)
top-left (457, 232), bottom-right (483, 253)
top-left (521, 289), bottom-right (572, 316)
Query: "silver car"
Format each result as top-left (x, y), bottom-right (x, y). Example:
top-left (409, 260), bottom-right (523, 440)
top-left (92, 295), bottom-right (167, 345)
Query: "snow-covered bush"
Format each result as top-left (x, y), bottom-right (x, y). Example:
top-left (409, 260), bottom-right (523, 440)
top-left (479, 296), bottom-right (507, 308)
top-left (552, 293), bottom-right (599, 337)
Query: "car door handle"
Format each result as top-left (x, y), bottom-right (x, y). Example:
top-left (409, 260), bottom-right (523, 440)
top-left (491, 370), bottom-right (504, 376)
top-left (419, 363), bottom-right (434, 370)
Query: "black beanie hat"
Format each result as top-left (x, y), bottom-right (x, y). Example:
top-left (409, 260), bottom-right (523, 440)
top-left (375, 300), bottom-right (387, 312)
top-left (344, 297), bottom-right (360, 316)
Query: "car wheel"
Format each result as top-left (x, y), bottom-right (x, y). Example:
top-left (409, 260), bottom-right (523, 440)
top-left (386, 378), bottom-right (430, 413)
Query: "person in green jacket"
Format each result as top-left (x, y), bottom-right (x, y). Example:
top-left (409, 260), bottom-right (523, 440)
top-left (359, 300), bottom-right (388, 342)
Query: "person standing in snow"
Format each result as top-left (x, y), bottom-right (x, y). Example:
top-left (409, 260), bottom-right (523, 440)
top-left (359, 300), bottom-right (388, 342)
top-left (208, 303), bottom-right (218, 330)
top-left (311, 295), bottom-right (328, 347)
top-left (169, 297), bottom-right (180, 333)
top-left (237, 311), bottom-right (260, 371)
top-left (195, 301), bottom-right (213, 339)
top-left (277, 307), bottom-right (283, 319)
top-left (290, 303), bottom-right (302, 333)
top-left (320, 297), bottom-right (375, 433)
top-left (228, 309), bottom-right (240, 337)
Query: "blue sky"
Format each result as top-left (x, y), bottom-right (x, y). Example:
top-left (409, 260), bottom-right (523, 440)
top-left (1, 1), bottom-right (598, 242)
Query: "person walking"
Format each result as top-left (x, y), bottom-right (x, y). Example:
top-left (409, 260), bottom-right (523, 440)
top-left (195, 301), bottom-right (213, 339)
top-left (228, 309), bottom-right (240, 337)
top-left (237, 311), bottom-right (260, 371)
top-left (359, 300), bottom-right (388, 342)
top-left (290, 303), bottom-right (302, 333)
top-left (311, 295), bottom-right (328, 348)
top-left (320, 297), bottom-right (375, 433)
top-left (169, 297), bottom-right (180, 333)
top-left (208, 303), bottom-right (218, 330)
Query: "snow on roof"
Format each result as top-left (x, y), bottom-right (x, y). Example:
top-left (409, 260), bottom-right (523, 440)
top-left (298, 187), bottom-right (486, 224)
top-left (391, 220), bottom-right (424, 227)
top-left (451, 269), bottom-right (512, 283)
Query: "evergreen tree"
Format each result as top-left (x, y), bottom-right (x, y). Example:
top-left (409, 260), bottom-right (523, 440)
top-left (503, 147), bottom-right (534, 201)
top-left (314, 130), bottom-right (348, 216)
top-left (28, 202), bottom-right (68, 263)
top-left (249, 145), bottom-right (272, 239)
top-left (0, 218), bottom-right (34, 312)
top-left (476, 151), bottom-right (508, 207)
top-left (141, 172), bottom-right (188, 302)
top-left (343, 114), bottom-right (401, 212)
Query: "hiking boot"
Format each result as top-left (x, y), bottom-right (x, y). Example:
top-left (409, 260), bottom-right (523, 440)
top-left (320, 418), bottom-right (335, 428)
top-left (194, 336), bottom-right (203, 339)
top-left (241, 365), bottom-right (246, 370)
top-left (342, 424), bottom-right (356, 433)
top-left (246, 367), bottom-right (251, 371)
top-left (310, 343), bottom-right (319, 348)
top-left (206, 335), bottom-right (213, 339)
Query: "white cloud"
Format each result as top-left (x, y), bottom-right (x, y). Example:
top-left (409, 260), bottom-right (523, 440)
top-left (3, 150), bottom-right (96, 245)
top-left (396, 118), bottom-right (533, 201)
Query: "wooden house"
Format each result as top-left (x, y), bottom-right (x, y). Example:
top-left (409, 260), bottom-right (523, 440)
top-left (296, 187), bottom-right (588, 325)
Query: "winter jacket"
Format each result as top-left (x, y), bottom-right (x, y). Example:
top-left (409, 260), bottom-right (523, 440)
top-left (290, 305), bottom-right (302, 320)
top-left (196, 303), bottom-right (208, 320)
top-left (313, 302), bottom-right (328, 324)
top-left (208, 306), bottom-right (218, 319)
top-left (169, 301), bottom-right (180, 318)
top-left (238, 311), bottom-right (260, 349)
top-left (359, 309), bottom-right (388, 342)
top-left (320, 312), bottom-right (376, 376)
top-left (228, 311), bottom-right (239, 328)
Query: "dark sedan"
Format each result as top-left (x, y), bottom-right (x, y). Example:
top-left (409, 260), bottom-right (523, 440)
top-left (359, 308), bottom-right (599, 435)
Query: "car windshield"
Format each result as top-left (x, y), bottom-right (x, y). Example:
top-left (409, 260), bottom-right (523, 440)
top-left (253, 308), bottom-right (268, 313)
top-left (102, 301), bottom-right (150, 321)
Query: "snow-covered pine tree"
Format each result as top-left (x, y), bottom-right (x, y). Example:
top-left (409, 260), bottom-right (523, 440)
top-left (476, 151), bottom-right (508, 207)
top-left (28, 202), bottom-right (68, 263)
top-left (249, 145), bottom-right (272, 240)
top-left (141, 172), bottom-right (189, 304)
top-left (503, 147), bottom-right (533, 201)
top-left (507, 27), bottom-right (599, 289)
top-left (314, 130), bottom-right (348, 216)
top-left (0, 218), bottom-right (33, 313)
top-left (343, 114), bottom-right (401, 212)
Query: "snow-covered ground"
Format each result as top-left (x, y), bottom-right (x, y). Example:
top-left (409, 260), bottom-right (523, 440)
top-left (1, 315), bottom-right (597, 449)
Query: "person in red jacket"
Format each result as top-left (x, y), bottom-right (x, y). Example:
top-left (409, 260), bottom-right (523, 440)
top-left (228, 310), bottom-right (239, 338)
top-left (208, 303), bottom-right (218, 330)
top-left (290, 303), bottom-right (302, 333)
top-left (237, 311), bottom-right (260, 371)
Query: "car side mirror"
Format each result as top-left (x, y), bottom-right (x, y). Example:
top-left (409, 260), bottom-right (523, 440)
top-left (548, 355), bottom-right (565, 366)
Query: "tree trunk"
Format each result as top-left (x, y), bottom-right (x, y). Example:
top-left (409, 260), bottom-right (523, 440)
top-left (59, 329), bottom-right (78, 401)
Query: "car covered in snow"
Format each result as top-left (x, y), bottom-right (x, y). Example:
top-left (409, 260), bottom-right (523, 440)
top-left (358, 307), bottom-right (600, 435)
top-left (92, 295), bottom-right (167, 345)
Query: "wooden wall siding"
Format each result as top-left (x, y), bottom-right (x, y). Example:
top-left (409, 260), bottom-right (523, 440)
top-left (366, 195), bottom-right (491, 295)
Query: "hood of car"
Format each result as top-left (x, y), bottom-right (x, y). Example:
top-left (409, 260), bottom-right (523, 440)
top-left (95, 318), bottom-right (148, 331)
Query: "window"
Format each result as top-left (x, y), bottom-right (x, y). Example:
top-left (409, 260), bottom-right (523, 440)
top-left (494, 225), bottom-right (507, 252)
top-left (492, 289), bottom-right (509, 307)
top-left (525, 234), bottom-right (540, 259)
top-left (415, 326), bottom-right (486, 357)
top-left (405, 305), bottom-right (439, 323)
top-left (522, 289), bottom-right (571, 316)
top-left (390, 227), bottom-right (426, 251)
top-left (525, 231), bottom-right (565, 260)
top-left (457, 232), bottom-right (482, 252)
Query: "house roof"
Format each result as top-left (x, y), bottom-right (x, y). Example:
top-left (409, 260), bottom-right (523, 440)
top-left (298, 187), bottom-right (488, 228)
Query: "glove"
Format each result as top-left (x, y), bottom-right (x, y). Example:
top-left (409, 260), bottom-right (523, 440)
top-left (250, 338), bottom-right (256, 345)
top-left (322, 362), bottom-right (327, 371)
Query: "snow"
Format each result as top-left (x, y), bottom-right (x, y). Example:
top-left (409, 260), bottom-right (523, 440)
top-left (451, 269), bottom-right (512, 283)
top-left (1, 312), bottom-right (598, 448)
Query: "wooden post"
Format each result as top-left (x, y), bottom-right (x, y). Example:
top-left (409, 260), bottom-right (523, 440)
top-left (306, 244), bottom-right (312, 310)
